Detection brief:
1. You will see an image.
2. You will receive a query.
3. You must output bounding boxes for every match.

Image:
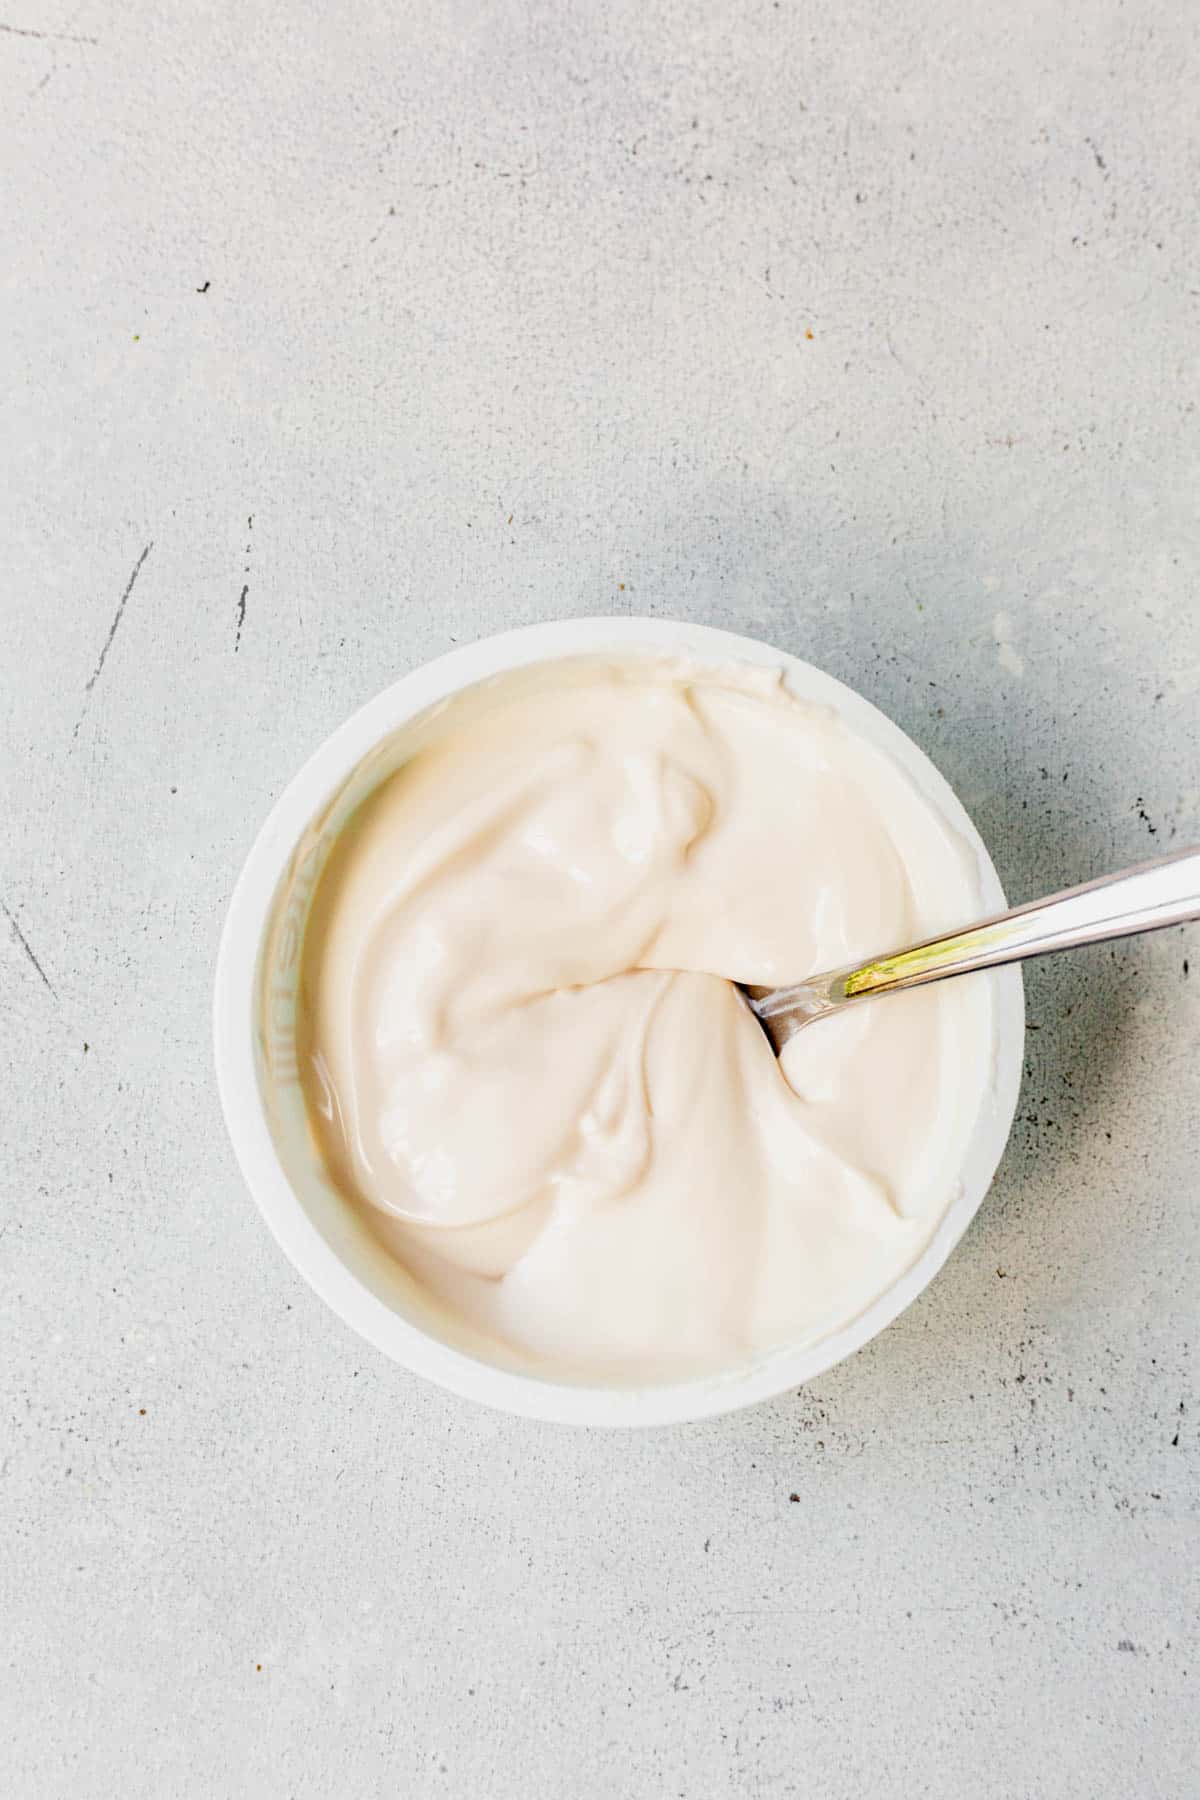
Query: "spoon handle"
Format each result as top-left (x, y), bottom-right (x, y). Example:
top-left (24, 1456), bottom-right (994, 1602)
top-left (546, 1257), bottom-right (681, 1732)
top-left (842, 841), bottom-right (1200, 1002)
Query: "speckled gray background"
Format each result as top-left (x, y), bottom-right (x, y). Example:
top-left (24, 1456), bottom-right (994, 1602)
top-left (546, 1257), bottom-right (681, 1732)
top-left (2, 1), bottom-right (1198, 1795)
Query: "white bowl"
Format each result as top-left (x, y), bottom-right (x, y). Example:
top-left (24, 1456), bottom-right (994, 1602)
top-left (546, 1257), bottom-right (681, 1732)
top-left (214, 619), bottom-right (1023, 1426)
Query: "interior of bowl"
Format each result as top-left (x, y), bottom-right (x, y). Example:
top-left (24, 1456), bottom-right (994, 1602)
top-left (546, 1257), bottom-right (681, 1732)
top-left (216, 622), bottom-right (1024, 1425)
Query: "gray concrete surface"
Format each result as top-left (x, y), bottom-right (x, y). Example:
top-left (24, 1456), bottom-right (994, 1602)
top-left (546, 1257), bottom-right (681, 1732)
top-left (3, 1), bottom-right (1198, 1794)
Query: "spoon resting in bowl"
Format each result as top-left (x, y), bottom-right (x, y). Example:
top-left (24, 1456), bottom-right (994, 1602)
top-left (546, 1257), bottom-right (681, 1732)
top-left (746, 842), bottom-right (1200, 1055)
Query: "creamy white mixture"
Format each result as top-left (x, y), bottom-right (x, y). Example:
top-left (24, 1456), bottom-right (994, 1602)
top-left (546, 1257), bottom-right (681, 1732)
top-left (298, 660), bottom-right (992, 1380)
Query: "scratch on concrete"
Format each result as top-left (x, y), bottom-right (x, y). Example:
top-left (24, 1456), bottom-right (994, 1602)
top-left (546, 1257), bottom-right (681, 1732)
top-left (368, 206), bottom-right (396, 248)
top-left (1, 899), bottom-right (57, 998)
top-left (0, 20), bottom-right (98, 43)
top-left (235, 516), bottom-right (251, 650)
top-left (73, 543), bottom-right (153, 739)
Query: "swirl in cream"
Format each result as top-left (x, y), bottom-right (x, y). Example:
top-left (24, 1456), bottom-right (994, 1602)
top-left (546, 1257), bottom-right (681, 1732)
top-left (298, 660), bottom-right (992, 1380)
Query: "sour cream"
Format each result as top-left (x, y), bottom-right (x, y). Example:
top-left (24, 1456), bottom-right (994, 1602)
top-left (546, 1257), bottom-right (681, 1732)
top-left (297, 660), bottom-right (992, 1380)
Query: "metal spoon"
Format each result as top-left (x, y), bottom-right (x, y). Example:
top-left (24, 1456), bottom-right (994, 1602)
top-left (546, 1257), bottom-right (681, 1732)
top-left (747, 842), bottom-right (1200, 1055)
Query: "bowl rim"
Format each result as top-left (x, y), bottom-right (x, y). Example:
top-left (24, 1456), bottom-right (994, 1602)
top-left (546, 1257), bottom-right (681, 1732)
top-left (213, 617), bottom-right (1024, 1427)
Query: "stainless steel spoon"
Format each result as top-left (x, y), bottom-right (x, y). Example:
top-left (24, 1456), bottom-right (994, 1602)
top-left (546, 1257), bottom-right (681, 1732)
top-left (747, 842), bottom-right (1200, 1055)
